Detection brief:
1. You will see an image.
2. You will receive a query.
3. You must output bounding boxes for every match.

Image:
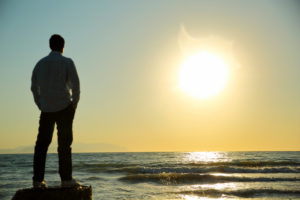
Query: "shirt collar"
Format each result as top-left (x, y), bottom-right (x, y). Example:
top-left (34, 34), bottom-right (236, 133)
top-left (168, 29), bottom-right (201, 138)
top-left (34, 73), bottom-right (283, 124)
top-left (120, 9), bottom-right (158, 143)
top-left (49, 51), bottom-right (62, 56)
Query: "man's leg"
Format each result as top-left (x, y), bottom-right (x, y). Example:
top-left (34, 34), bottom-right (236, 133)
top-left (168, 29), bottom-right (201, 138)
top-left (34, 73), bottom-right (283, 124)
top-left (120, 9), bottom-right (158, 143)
top-left (33, 112), bottom-right (55, 182)
top-left (56, 105), bottom-right (75, 181)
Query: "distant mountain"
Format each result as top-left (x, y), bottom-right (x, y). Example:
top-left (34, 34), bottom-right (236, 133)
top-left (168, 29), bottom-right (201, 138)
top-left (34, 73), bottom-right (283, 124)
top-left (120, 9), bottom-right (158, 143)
top-left (0, 143), bottom-right (128, 154)
top-left (0, 146), bottom-right (35, 154)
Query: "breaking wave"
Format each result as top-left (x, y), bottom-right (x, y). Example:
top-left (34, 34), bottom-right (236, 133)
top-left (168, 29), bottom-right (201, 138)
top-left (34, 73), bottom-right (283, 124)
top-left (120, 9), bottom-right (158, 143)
top-left (119, 173), bottom-right (300, 184)
top-left (73, 161), bottom-right (300, 174)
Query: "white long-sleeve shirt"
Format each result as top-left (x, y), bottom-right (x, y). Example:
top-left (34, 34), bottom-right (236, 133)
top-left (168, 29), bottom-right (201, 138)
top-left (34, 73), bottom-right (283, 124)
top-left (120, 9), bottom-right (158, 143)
top-left (31, 51), bottom-right (80, 112)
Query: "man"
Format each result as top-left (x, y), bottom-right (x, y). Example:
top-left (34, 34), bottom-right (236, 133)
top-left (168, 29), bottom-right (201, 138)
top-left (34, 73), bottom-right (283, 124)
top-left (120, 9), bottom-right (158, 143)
top-left (31, 34), bottom-right (80, 188)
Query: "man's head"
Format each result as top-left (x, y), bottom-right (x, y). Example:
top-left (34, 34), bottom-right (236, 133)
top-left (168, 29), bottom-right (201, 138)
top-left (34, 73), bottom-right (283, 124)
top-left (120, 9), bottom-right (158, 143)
top-left (49, 34), bottom-right (65, 53)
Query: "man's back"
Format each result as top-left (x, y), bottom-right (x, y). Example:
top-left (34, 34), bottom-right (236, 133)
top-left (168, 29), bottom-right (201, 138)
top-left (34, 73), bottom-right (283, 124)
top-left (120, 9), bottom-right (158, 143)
top-left (31, 51), bottom-right (80, 112)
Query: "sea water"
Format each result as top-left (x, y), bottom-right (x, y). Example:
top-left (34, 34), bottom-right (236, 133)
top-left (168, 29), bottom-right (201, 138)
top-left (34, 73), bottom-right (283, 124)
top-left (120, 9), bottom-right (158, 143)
top-left (0, 152), bottom-right (300, 200)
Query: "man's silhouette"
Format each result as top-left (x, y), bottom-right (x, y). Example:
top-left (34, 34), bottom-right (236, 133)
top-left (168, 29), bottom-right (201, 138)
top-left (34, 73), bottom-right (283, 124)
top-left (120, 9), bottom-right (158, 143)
top-left (31, 34), bottom-right (80, 188)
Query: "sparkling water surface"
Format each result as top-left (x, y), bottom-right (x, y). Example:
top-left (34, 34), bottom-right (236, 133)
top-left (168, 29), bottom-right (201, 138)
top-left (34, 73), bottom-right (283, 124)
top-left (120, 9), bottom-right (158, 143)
top-left (0, 152), bottom-right (300, 199)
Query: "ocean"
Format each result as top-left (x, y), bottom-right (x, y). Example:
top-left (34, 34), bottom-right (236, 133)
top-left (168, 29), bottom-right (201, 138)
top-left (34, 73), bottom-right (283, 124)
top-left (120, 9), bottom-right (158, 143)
top-left (0, 152), bottom-right (299, 199)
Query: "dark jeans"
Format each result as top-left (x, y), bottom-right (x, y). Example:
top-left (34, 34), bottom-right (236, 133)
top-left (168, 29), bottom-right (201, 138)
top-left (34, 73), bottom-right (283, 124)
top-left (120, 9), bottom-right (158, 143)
top-left (33, 104), bottom-right (75, 182)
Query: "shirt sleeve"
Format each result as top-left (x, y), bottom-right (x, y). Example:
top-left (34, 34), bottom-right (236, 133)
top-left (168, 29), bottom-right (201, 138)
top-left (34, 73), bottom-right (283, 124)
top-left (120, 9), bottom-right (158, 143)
top-left (31, 65), bottom-right (41, 109)
top-left (68, 59), bottom-right (80, 106)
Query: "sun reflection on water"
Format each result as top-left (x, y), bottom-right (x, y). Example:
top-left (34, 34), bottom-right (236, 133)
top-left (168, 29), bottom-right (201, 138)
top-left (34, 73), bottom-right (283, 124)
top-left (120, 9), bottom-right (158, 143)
top-left (179, 152), bottom-right (237, 200)
top-left (181, 196), bottom-right (228, 200)
top-left (184, 152), bottom-right (231, 163)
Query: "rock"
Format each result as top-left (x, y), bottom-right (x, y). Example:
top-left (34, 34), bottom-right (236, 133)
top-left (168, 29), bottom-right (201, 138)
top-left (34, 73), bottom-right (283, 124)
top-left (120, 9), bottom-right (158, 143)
top-left (12, 186), bottom-right (92, 200)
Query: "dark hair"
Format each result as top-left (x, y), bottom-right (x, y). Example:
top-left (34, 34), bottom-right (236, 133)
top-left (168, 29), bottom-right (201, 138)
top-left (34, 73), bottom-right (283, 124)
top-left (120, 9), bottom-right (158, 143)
top-left (49, 34), bottom-right (65, 52)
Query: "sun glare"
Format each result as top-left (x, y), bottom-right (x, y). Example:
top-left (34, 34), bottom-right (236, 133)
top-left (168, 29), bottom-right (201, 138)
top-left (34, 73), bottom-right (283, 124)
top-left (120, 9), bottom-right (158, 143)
top-left (179, 51), bottom-right (229, 99)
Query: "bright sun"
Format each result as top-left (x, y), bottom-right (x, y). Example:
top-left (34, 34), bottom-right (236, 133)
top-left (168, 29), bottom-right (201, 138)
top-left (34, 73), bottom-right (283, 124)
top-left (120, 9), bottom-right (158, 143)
top-left (179, 51), bottom-right (229, 99)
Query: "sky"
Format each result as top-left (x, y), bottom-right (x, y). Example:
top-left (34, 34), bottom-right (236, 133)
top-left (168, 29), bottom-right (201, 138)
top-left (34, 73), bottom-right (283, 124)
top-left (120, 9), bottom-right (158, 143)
top-left (0, 0), bottom-right (299, 152)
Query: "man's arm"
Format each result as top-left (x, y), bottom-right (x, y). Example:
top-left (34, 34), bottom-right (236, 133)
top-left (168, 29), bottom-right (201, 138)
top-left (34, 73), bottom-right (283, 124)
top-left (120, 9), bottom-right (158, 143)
top-left (68, 59), bottom-right (80, 108)
top-left (31, 66), bottom-right (41, 109)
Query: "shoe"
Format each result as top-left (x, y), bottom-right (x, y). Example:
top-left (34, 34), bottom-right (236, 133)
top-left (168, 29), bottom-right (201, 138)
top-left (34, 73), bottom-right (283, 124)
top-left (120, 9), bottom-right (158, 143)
top-left (33, 180), bottom-right (47, 188)
top-left (61, 178), bottom-right (81, 188)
